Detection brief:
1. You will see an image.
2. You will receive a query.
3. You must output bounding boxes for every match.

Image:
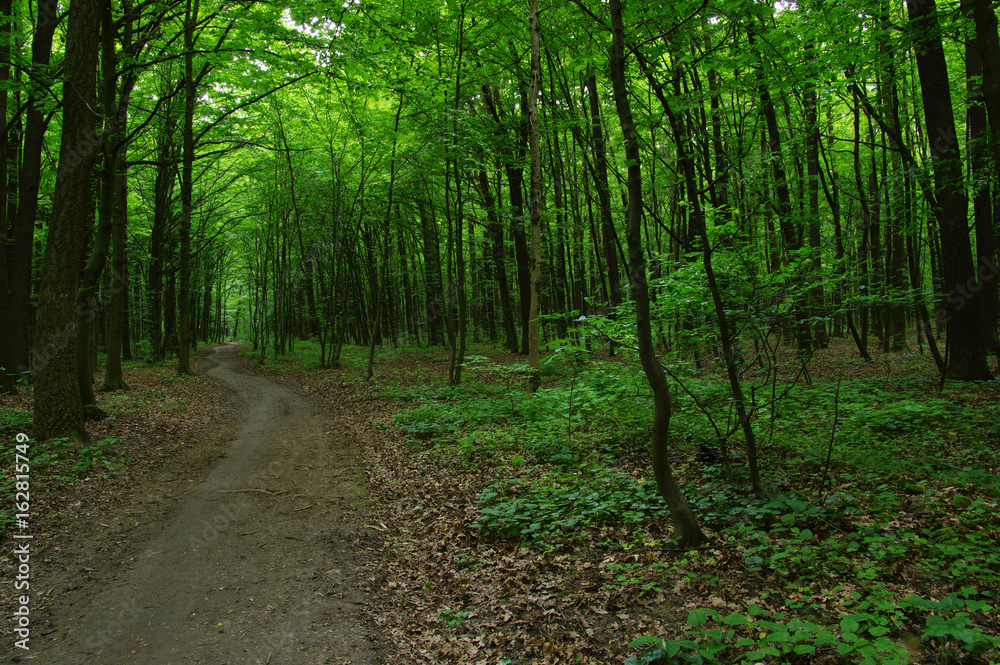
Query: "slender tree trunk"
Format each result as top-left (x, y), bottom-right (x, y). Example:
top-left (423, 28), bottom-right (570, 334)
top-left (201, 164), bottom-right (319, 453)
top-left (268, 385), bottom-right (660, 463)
top-left (102, 1), bottom-right (131, 391)
top-left (585, 75), bottom-right (622, 351)
top-left (608, 0), bottom-right (708, 549)
top-left (527, 0), bottom-right (542, 391)
top-left (419, 200), bottom-right (444, 346)
top-left (149, 113), bottom-right (174, 361)
top-left (448, 15), bottom-right (468, 386)
top-left (634, 45), bottom-right (768, 499)
top-left (509, 161), bottom-right (531, 355)
top-left (365, 94), bottom-right (403, 381)
top-left (479, 169), bottom-right (518, 351)
top-left (177, 0), bottom-right (198, 374)
top-left (753, 27), bottom-right (811, 353)
top-left (804, 38), bottom-right (828, 349)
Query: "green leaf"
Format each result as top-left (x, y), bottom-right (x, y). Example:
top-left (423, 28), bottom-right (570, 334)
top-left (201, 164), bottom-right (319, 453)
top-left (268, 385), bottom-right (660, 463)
top-left (687, 608), bottom-right (720, 627)
top-left (840, 618), bottom-right (860, 633)
top-left (793, 644), bottom-right (816, 655)
top-left (723, 614), bottom-right (751, 626)
top-left (627, 636), bottom-right (662, 649)
top-left (873, 637), bottom-right (897, 651)
top-left (923, 616), bottom-right (980, 643)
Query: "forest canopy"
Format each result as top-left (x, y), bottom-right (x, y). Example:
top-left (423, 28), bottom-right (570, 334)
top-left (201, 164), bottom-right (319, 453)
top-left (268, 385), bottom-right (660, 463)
top-left (2, 0), bottom-right (1000, 494)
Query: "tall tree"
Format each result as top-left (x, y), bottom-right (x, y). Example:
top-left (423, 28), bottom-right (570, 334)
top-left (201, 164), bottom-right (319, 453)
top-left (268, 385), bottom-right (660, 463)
top-left (527, 0), bottom-right (542, 392)
top-left (32, 0), bottom-right (102, 441)
top-left (1, 0), bottom-right (59, 393)
top-left (906, 0), bottom-right (992, 381)
top-left (177, 0), bottom-right (199, 375)
top-left (0, 0), bottom-right (14, 393)
top-left (607, 0), bottom-right (708, 549)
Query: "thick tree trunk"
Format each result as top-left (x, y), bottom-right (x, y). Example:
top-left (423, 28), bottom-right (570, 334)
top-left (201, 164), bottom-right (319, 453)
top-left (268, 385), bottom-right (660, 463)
top-left (608, 0), bottom-right (708, 549)
top-left (32, 0), bottom-right (102, 442)
top-left (3, 0), bottom-right (59, 390)
top-left (0, 0), bottom-right (13, 393)
top-left (907, 0), bottom-right (992, 380)
top-left (969, 0), bottom-right (1000, 362)
top-left (76, 161), bottom-right (111, 420)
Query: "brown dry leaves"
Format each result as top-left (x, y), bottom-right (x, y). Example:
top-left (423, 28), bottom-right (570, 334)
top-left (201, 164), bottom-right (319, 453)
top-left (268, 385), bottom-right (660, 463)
top-left (252, 351), bottom-right (702, 665)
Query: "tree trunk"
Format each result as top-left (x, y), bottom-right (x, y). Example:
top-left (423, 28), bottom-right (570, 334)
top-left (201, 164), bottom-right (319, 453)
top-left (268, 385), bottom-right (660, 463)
top-left (586, 75), bottom-right (623, 347)
top-left (527, 0), bottom-right (542, 392)
top-left (0, 0), bottom-right (14, 393)
top-left (3, 0), bottom-right (59, 390)
top-left (969, 0), bottom-right (1000, 362)
top-left (32, 0), bottom-right (102, 442)
top-left (479, 169), bottom-right (518, 352)
top-left (177, 0), bottom-right (198, 375)
top-left (753, 27), bottom-right (811, 354)
top-left (102, 0), bottom-right (130, 391)
top-left (419, 200), bottom-right (444, 346)
top-left (907, 0), bottom-right (992, 380)
top-left (608, 0), bottom-right (708, 549)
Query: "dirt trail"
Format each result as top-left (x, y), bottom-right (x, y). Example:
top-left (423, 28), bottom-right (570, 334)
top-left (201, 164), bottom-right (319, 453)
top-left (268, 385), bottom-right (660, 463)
top-left (19, 344), bottom-right (377, 664)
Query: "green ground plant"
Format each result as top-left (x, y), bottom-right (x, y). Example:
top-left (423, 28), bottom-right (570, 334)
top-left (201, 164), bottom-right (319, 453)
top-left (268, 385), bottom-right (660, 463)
top-left (388, 346), bottom-right (1000, 664)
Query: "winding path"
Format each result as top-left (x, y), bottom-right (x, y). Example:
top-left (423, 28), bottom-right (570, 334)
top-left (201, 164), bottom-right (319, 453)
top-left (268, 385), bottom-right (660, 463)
top-left (29, 344), bottom-right (376, 664)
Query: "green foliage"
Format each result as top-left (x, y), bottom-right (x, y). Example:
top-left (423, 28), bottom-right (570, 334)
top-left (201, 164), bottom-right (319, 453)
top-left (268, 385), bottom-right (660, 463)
top-left (624, 596), bottom-right (995, 665)
top-left (388, 344), bottom-right (1000, 664)
top-left (71, 438), bottom-right (132, 478)
top-left (0, 433), bottom-right (134, 534)
top-left (435, 607), bottom-right (470, 628)
top-left (0, 407), bottom-right (32, 433)
top-left (473, 464), bottom-right (667, 543)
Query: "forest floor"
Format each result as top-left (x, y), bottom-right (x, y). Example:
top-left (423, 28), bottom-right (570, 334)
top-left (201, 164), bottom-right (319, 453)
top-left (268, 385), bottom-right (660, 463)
top-left (1, 338), bottom-right (999, 665)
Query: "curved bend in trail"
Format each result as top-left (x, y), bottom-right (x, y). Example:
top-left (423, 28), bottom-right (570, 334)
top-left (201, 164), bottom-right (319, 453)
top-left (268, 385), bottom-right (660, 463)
top-left (31, 344), bottom-right (376, 665)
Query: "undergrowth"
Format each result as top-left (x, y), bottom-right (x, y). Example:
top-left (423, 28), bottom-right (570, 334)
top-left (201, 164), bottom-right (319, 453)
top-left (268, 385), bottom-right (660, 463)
top-left (390, 347), bottom-right (1000, 663)
top-left (0, 407), bottom-right (132, 535)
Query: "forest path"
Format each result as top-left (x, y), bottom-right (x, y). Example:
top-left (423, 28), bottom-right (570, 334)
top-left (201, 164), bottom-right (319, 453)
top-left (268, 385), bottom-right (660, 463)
top-left (25, 344), bottom-right (376, 665)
